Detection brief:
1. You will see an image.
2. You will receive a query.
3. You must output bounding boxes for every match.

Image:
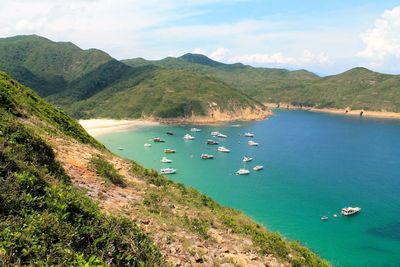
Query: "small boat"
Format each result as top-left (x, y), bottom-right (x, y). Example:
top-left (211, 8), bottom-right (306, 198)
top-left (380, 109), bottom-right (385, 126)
top-left (160, 167), bottom-right (176, 174)
top-left (201, 154), bottom-right (214, 159)
top-left (211, 131), bottom-right (221, 136)
top-left (253, 165), bottom-right (264, 171)
top-left (161, 157), bottom-right (172, 163)
top-left (153, 137), bottom-right (165, 143)
top-left (248, 140), bottom-right (259, 146)
top-left (321, 216), bottom-right (329, 221)
top-left (206, 139), bottom-right (219, 145)
top-left (231, 124), bottom-right (241, 127)
top-left (333, 214), bottom-right (338, 218)
top-left (341, 207), bottom-right (361, 216)
top-left (244, 132), bottom-right (254, 137)
top-left (217, 133), bottom-right (227, 138)
top-left (117, 147), bottom-right (124, 150)
top-left (183, 134), bottom-right (195, 140)
top-left (144, 143), bottom-right (152, 147)
top-left (190, 127), bottom-right (201, 132)
top-left (243, 156), bottom-right (253, 162)
top-left (217, 146), bottom-right (230, 153)
top-left (166, 131), bottom-right (174, 135)
top-left (164, 149), bottom-right (176, 153)
top-left (236, 168), bottom-right (250, 175)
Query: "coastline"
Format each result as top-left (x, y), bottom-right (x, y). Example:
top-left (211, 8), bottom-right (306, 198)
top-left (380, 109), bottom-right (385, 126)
top-left (264, 102), bottom-right (400, 120)
top-left (79, 119), bottom-right (160, 137)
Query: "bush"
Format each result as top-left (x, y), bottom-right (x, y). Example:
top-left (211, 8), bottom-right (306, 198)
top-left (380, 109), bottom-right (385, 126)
top-left (89, 155), bottom-right (126, 187)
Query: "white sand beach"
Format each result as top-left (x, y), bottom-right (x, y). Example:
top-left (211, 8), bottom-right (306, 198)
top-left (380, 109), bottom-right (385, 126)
top-left (79, 119), bottom-right (159, 137)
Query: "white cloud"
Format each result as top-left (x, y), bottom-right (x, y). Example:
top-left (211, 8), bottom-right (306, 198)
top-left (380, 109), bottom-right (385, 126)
top-left (358, 6), bottom-right (400, 66)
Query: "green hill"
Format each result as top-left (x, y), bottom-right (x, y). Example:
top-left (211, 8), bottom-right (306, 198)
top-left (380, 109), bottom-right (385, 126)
top-left (0, 36), bottom-right (267, 121)
top-left (0, 71), bottom-right (329, 266)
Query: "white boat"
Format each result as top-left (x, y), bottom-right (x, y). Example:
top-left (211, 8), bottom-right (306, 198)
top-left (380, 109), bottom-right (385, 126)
top-left (160, 168), bottom-right (176, 174)
top-left (236, 168), bottom-right (250, 175)
top-left (248, 140), bottom-right (259, 146)
top-left (206, 139), bottom-right (219, 145)
top-left (321, 216), bottom-right (329, 221)
top-left (341, 207), bottom-right (361, 216)
top-left (201, 154), bottom-right (214, 159)
top-left (164, 148), bottom-right (176, 153)
top-left (244, 132), bottom-right (254, 137)
top-left (183, 134), bottom-right (195, 140)
top-left (211, 131), bottom-right (221, 136)
top-left (231, 124), bottom-right (241, 127)
top-left (190, 127), bottom-right (201, 132)
top-left (144, 143), bottom-right (152, 147)
top-left (117, 147), bottom-right (124, 150)
top-left (217, 146), bottom-right (230, 153)
top-left (243, 156), bottom-right (253, 162)
top-left (217, 133), bottom-right (227, 138)
top-left (253, 165), bottom-right (264, 171)
top-left (161, 157), bottom-right (172, 163)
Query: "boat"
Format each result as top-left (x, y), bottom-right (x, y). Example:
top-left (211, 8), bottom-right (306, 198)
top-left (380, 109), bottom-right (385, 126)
top-left (166, 131), bottom-right (174, 135)
top-left (144, 143), bottom-right (152, 147)
top-left (164, 149), bottom-right (176, 153)
top-left (153, 137), bottom-right (165, 143)
top-left (217, 146), bottom-right (230, 153)
top-left (183, 134), bottom-right (195, 140)
top-left (190, 128), bottom-right (201, 132)
top-left (161, 157), bottom-right (172, 163)
top-left (211, 131), bottom-right (221, 136)
top-left (206, 139), bottom-right (219, 145)
top-left (231, 124), bottom-right (241, 127)
top-left (201, 154), bottom-right (214, 159)
top-left (244, 132), bottom-right (254, 137)
top-left (243, 156), bottom-right (253, 162)
top-left (160, 168), bottom-right (176, 174)
top-left (341, 207), bottom-right (361, 216)
top-left (321, 216), bottom-right (329, 221)
top-left (253, 165), bottom-right (264, 171)
top-left (248, 140), bottom-right (259, 146)
top-left (217, 133), bottom-right (227, 138)
top-left (117, 147), bottom-right (124, 150)
top-left (236, 168), bottom-right (250, 175)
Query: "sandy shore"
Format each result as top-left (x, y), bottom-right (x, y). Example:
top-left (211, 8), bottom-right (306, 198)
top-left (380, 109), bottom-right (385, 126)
top-left (79, 119), bottom-right (159, 137)
top-left (265, 103), bottom-right (400, 120)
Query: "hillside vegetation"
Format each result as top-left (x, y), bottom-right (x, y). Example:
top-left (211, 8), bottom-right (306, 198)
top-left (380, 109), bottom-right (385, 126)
top-left (124, 54), bottom-right (400, 112)
top-left (0, 71), bottom-right (329, 266)
top-left (0, 36), bottom-right (267, 121)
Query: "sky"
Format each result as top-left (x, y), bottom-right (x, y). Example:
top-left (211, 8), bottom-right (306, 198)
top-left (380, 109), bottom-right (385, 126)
top-left (1, 0), bottom-right (400, 75)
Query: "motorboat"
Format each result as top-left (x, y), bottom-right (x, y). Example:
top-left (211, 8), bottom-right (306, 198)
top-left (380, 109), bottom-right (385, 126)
top-left (341, 207), bottom-right (361, 216)
top-left (211, 131), bottom-right (221, 136)
top-left (217, 133), bottom-right (227, 138)
top-left (248, 140), bottom-right (259, 146)
top-left (183, 134), bottom-right (195, 140)
top-left (190, 128), bottom-right (201, 132)
top-left (236, 168), bottom-right (250, 175)
top-left (217, 146), bottom-right (230, 153)
top-left (160, 168), bottom-right (176, 174)
top-left (206, 139), bottom-right (219, 145)
top-left (321, 216), bottom-right (329, 221)
top-left (253, 165), bottom-right (264, 171)
top-left (144, 143), bottom-right (152, 147)
top-left (153, 137), bottom-right (165, 142)
top-left (244, 132), bottom-right (254, 137)
top-left (243, 156), bottom-right (253, 162)
top-left (201, 154), bottom-right (214, 159)
top-left (117, 147), bottom-right (124, 150)
top-left (164, 149), bottom-right (176, 153)
top-left (166, 131), bottom-right (174, 135)
top-left (161, 157), bottom-right (172, 163)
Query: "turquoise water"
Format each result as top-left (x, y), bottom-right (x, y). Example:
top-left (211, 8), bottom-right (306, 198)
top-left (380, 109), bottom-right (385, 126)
top-left (98, 110), bottom-right (400, 267)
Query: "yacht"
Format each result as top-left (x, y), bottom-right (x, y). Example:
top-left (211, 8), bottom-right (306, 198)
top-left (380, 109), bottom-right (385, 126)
top-left (244, 132), bottom-right (254, 137)
top-left (217, 133), bottom-right (228, 138)
top-left (243, 156), bottom-right (253, 162)
top-left (190, 128), bottom-right (201, 132)
top-left (160, 168), bottom-right (176, 174)
top-left (236, 168), bottom-right (250, 175)
top-left (183, 134), bottom-right (195, 140)
top-left (161, 157), bottom-right (172, 163)
top-left (144, 143), bottom-right (152, 147)
top-left (201, 154), bottom-right (214, 159)
top-left (211, 131), bottom-right (221, 136)
top-left (341, 207), bottom-right (361, 216)
top-left (253, 165), bottom-right (264, 171)
top-left (248, 140), bottom-right (259, 146)
top-left (164, 149), bottom-right (176, 153)
top-left (206, 139), bottom-right (219, 145)
top-left (153, 137), bottom-right (165, 143)
top-left (217, 146), bottom-right (230, 153)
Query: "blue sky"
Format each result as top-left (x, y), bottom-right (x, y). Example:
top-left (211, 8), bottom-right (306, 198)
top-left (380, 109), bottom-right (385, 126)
top-left (1, 0), bottom-right (400, 75)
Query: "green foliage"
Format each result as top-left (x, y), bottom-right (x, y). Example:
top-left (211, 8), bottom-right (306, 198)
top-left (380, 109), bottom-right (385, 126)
top-left (89, 155), bottom-right (126, 187)
top-left (183, 216), bottom-right (210, 239)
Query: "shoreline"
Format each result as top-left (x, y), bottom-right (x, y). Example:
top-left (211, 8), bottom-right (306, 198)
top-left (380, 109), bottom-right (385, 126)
top-left (264, 103), bottom-right (400, 120)
top-left (79, 119), bottom-right (160, 137)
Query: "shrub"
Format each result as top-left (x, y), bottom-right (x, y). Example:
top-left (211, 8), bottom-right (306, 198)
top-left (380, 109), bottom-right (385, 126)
top-left (89, 155), bottom-right (126, 187)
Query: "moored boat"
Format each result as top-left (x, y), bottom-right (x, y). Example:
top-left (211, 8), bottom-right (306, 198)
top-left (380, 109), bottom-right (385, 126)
top-left (217, 133), bottom-right (228, 138)
top-left (248, 140), bottom-right (259, 146)
top-left (161, 157), bottom-right (172, 163)
top-left (117, 147), bottom-right (124, 150)
top-left (243, 156), bottom-right (253, 162)
top-left (211, 131), bottom-right (221, 136)
top-left (253, 165), bottom-right (263, 171)
top-left (321, 216), bottom-right (329, 221)
top-left (183, 134), bottom-right (195, 140)
top-left (341, 207), bottom-right (361, 216)
top-left (217, 146), bottom-right (230, 153)
top-left (153, 137), bottom-right (165, 142)
top-left (144, 143), bottom-right (152, 147)
top-left (166, 131), bottom-right (174, 135)
top-left (201, 154), bottom-right (214, 159)
top-left (206, 139), bottom-right (219, 145)
top-left (236, 168), bottom-right (250, 175)
top-left (164, 148), bottom-right (176, 153)
top-left (244, 132), bottom-right (254, 137)
top-left (160, 167), bottom-right (176, 174)
top-left (190, 127), bottom-right (201, 132)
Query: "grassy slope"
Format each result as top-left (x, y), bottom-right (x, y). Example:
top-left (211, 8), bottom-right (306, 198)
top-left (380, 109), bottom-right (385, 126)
top-left (124, 55), bottom-right (400, 112)
top-left (0, 71), bottom-right (329, 266)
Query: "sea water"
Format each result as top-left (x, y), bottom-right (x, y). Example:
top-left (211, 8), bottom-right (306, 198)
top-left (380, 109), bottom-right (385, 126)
top-left (98, 110), bottom-right (400, 267)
